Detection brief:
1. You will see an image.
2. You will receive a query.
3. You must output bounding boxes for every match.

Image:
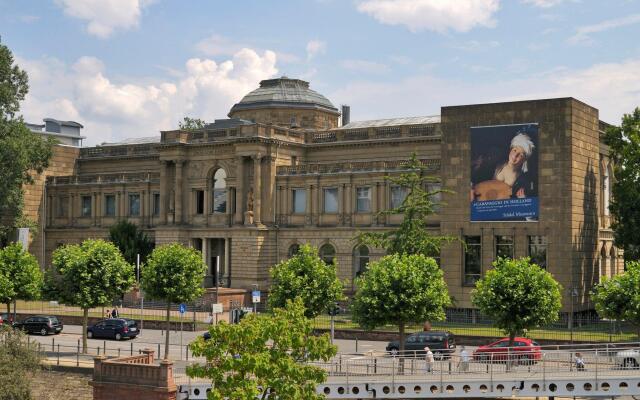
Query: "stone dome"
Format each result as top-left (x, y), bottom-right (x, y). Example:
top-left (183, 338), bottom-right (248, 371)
top-left (228, 77), bottom-right (339, 116)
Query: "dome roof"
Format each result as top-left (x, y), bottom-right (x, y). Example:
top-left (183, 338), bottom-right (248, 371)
top-left (229, 77), bottom-right (339, 116)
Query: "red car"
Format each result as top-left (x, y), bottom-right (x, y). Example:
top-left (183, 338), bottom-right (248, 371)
top-left (473, 337), bottom-right (542, 364)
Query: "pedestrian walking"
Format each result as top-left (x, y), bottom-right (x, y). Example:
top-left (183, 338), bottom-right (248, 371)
top-left (106, 309), bottom-right (111, 319)
top-left (574, 352), bottom-right (585, 371)
top-left (458, 346), bottom-right (470, 372)
top-left (424, 346), bottom-right (434, 373)
top-left (111, 307), bottom-right (119, 318)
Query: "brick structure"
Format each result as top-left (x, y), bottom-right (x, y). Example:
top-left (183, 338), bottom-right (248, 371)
top-left (90, 349), bottom-right (177, 400)
top-left (39, 77), bottom-right (621, 312)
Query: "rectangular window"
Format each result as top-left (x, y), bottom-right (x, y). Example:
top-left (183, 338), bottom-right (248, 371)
top-left (81, 195), bottom-right (92, 217)
top-left (528, 236), bottom-right (548, 269)
top-left (426, 182), bottom-right (442, 211)
top-left (104, 195), bottom-right (116, 217)
top-left (153, 193), bottom-right (160, 216)
top-left (196, 190), bottom-right (204, 214)
top-left (464, 236), bottom-right (482, 285)
top-left (390, 186), bottom-right (408, 209)
top-left (495, 235), bottom-right (514, 259)
top-left (129, 193), bottom-right (140, 216)
top-left (292, 188), bottom-right (306, 214)
top-left (323, 188), bottom-right (338, 213)
top-left (56, 196), bottom-right (68, 217)
top-left (212, 189), bottom-right (226, 213)
top-left (356, 187), bottom-right (371, 213)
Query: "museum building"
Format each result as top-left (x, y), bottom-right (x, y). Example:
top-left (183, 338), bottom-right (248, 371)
top-left (39, 77), bottom-right (622, 311)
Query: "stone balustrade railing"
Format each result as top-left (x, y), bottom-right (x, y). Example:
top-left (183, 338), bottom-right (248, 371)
top-left (46, 172), bottom-right (160, 185)
top-left (307, 124), bottom-right (440, 144)
top-left (277, 158), bottom-right (440, 176)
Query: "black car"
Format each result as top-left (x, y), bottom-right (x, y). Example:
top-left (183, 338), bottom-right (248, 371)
top-left (386, 331), bottom-right (456, 359)
top-left (87, 318), bottom-right (140, 340)
top-left (14, 315), bottom-right (63, 336)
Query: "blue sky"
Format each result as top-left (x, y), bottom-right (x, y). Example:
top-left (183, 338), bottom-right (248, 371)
top-left (1, 0), bottom-right (639, 144)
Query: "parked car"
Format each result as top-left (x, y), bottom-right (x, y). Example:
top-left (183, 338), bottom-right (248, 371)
top-left (473, 337), bottom-right (542, 364)
top-left (14, 315), bottom-right (63, 336)
top-left (0, 313), bottom-right (13, 326)
top-left (87, 318), bottom-right (139, 340)
top-left (614, 349), bottom-right (640, 369)
top-left (386, 331), bottom-right (456, 359)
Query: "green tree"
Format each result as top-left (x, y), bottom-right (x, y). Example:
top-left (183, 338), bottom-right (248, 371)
top-left (472, 258), bottom-right (562, 358)
top-left (592, 261), bottom-right (640, 338)
top-left (141, 243), bottom-right (206, 359)
top-left (604, 108), bottom-right (640, 261)
top-left (356, 153), bottom-right (456, 257)
top-left (178, 116), bottom-right (206, 131)
top-left (0, 326), bottom-right (43, 400)
top-left (188, 298), bottom-right (336, 400)
top-left (50, 239), bottom-right (134, 352)
top-left (268, 244), bottom-right (344, 318)
top-left (108, 220), bottom-right (154, 266)
top-left (351, 254), bottom-right (450, 356)
top-left (0, 40), bottom-right (55, 244)
top-left (0, 243), bottom-right (43, 315)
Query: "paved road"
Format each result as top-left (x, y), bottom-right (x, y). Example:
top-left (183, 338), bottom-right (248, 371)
top-left (27, 323), bottom-right (390, 362)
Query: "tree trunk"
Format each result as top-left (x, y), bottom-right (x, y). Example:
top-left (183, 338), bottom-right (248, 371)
top-left (82, 308), bottom-right (89, 353)
top-left (164, 301), bottom-right (171, 359)
top-left (507, 332), bottom-right (516, 371)
top-left (399, 322), bottom-right (406, 373)
top-left (6, 302), bottom-right (10, 314)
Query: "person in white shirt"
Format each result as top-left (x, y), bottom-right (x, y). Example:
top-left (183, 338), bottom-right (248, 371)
top-left (424, 346), bottom-right (434, 373)
top-left (459, 346), bottom-right (470, 372)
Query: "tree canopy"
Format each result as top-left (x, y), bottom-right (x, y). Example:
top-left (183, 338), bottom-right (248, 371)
top-left (472, 257), bottom-right (562, 349)
top-left (50, 239), bottom-right (134, 352)
top-left (0, 326), bottom-right (42, 400)
top-left (108, 220), bottom-right (154, 266)
top-left (268, 243), bottom-right (344, 318)
top-left (604, 108), bottom-right (640, 261)
top-left (0, 243), bottom-right (43, 314)
top-left (188, 298), bottom-right (336, 400)
top-left (592, 261), bottom-right (640, 336)
top-left (178, 116), bottom-right (206, 131)
top-left (351, 253), bottom-right (450, 354)
top-left (141, 243), bottom-right (206, 359)
top-left (0, 40), bottom-right (55, 244)
top-left (356, 153), bottom-right (456, 257)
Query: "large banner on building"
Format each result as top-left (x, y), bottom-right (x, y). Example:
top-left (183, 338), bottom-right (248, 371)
top-left (470, 123), bottom-right (539, 221)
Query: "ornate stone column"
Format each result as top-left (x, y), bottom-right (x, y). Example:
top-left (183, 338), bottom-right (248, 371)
top-left (371, 182), bottom-right (378, 226)
top-left (235, 156), bottom-right (245, 225)
top-left (305, 184), bottom-right (313, 226)
top-left (252, 153), bottom-right (263, 225)
top-left (159, 160), bottom-right (169, 225)
top-left (175, 160), bottom-right (184, 224)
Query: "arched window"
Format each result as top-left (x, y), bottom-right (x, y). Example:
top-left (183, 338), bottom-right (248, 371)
top-left (288, 243), bottom-right (300, 258)
top-left (319, 244), bottom-right (336, 265)
top-left (353, 245), bottom-right (370, 278)
top-left (212, 169), bottom-right (227, 213)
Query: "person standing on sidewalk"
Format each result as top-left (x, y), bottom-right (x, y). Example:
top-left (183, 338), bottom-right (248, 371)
top-left (459, 346), bottom-right (470, 372)
top-left (424, 346), bottom-right (434, 373)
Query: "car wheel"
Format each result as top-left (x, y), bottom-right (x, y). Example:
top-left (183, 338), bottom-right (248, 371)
top-left (433, 351), bottom-right (443, 361)
top-left (519, 355), bottom-right (533, 366)
top-left (87, 331), bottom-right (93, 339)
top-left (623, 358), bottom-right (639, 369)
top-left (388, 347), bottom-right (399, 356)
top-left (40, 328), bottom-right (47, 336)
top-left (476, 353), bottom-right (488, 362)
top-left (115, 333), bottom-right (122, 341)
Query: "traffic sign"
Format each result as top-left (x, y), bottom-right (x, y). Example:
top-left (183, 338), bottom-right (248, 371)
top-left (179, 303), bottom-right (186, 314)
top-left (252, 290), bottom-right (261, 303)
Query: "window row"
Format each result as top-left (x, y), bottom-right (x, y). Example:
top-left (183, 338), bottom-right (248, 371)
top-left (56, 193), bottom-right (161, 218)
top-left (287, 243), bottom-right (371, 278)
top-left (464, 235), bottom-right (548, 285)
top-left (194, 169), bottom-right (228, 214)
top-left (289, 184), bottom-right (441, 214)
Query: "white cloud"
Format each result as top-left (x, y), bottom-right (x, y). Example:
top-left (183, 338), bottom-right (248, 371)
top-left (331, 58), bottom-right (640, 125)
top-left (195, 34), bottom-right (244, 56)
top-left (55, 0), bottom-right (155, 38)
top-left (569, 14), bottom-right (640, 45)
top-left (341, 59), bottom-right (390, 74)
top-left (522, 0), bottom-right (567, 7)
top-left (18, 49), bottom-right (278, 144)
top-left (356, 0), bottom-right (500, 33)
top-left (306, 40), bottom-right (326, 60)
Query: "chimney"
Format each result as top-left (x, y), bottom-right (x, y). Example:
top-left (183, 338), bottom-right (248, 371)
top-left (341, 105), bottom-right (350, 127)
